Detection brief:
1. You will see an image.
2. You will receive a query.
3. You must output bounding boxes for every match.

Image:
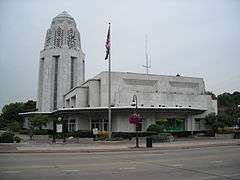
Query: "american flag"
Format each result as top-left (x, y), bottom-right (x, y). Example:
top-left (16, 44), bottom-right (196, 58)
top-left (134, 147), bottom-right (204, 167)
top-left (105, 23), bottom-right (111, 60)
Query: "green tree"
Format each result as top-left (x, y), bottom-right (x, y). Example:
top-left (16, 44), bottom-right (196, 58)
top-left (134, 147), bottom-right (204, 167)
top-left (0, 100), bottom-right (36, 131)
top-left (204, 113), bottom-right (218, 136)
top-left (0, 102), bottom-right (25, 130)
top-left (217, 114), bottom-right (231, 134)
top-left (23, 100), bottom-right (36, 112)
top-left (30, 115), bottom-right (49, 130)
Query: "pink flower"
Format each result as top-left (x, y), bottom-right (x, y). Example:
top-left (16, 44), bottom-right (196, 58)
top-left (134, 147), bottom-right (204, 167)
top-left (128, 113), bottom-right (141, 125)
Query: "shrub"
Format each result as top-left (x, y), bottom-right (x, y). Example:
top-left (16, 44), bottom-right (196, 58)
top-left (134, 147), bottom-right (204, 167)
top-left (49, 130), bottom-right (94, 139)
top-left (33, 129), bottom-right (48, 135)
top-left (14, 136), bottom-right (21, 143)
top-left (0, 131), bottom-right (14, 143)
top-left (112, 132), bottom-right (157, 139)
top-left (111, 137), bottom-right (124, 141)
top-left (170, 131), bottom-right (192, 137)
top-left (74, 130), bottom-right (94, 138)
top-left (20, 129), bottom-right (49, 135)
top-left (19, 129), bottom-right (29, 134)
top-left (217, 128), bottom-right (234, 134)
top-left (97, 131), bottom-right (109, 140)
top-left (147, 124), bottom-right (163, 133)
top-left (151, 133), bottom-right (173, 143)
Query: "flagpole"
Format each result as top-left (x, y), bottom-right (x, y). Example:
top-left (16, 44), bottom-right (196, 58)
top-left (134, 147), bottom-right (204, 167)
top-left (108, 23), bottom-right (112, 140)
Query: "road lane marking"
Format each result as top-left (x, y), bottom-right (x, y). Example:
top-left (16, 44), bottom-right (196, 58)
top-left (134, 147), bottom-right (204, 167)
top-left (210, 160), bottom-right (223, 163)
top-left (119, 167), bottom-right (136, 170)
top-left (0, 170), bottom-right (21, 174)
top-left (171, 164), bottom-right (183, 167)
top-left (224, 173), bottom-right (240, 177)
top-left (62, 169), bottom-right (80, 172)
top-left (201, 176), bottom-right (218, 180)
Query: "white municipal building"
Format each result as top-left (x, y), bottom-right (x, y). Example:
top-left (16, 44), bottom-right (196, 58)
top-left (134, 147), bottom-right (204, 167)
top-left (22, 11), bottom-right (217, 133)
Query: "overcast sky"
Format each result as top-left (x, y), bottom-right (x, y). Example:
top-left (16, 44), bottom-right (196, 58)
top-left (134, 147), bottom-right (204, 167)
top-left (0, 0), bottom-right (240, 110)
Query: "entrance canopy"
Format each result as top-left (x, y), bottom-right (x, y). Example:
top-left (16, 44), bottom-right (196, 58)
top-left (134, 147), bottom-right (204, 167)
top-left (51, 106), bottom-right (206, 116)
top-left (20, 106), bottom-right (206, 117)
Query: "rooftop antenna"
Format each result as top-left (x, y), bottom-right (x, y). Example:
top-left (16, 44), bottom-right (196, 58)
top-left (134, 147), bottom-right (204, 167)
top-left (142, 35), bottom-right (151, 74)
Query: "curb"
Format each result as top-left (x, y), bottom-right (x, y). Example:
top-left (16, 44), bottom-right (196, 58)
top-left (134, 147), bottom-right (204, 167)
top-left (0, 142), bottom-right (239, 154)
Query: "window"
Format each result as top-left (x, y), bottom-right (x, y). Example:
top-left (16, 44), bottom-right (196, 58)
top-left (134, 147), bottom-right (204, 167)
top-left (54, 27), bottom-right (63, 48)
top-left (65, 99), bottom-right (70, 108)
top-left (38, 58), bottom-right (44, 109)
top-left (53, 56), bottom-right (59, 110)
top-left (91, 119), bottom-right (108, 131)
top-left (70, 95), bottom-right (76, 108)
top-left (69, 119), bottom-right (76, 132)
top-left (195, 118), bottom-right (204, 131)
top-left (166, 118), bottom-right (185, 131)
top-left (70, 57), bottom-right (77, 89)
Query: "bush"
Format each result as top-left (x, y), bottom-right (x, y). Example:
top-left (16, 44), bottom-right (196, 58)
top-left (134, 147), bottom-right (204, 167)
top-left (170, 131), bottom-right (192, 137)
top-left (96, 131), bottom-right (109, 140)
top-left (19, 129), bottom-right (49, 135)
top-left (48, 130), bottom-right (94, 139)
top-left (112, 132), bottom-right (157, 139)
top-left (72, 130), bottom-right (94, 138)
top-left (19, 129), bottom-right (30, 134)
top-left (147, 124), bottom-right (163, 133)
top-left (14, 136), bottom-right (21, 143)
top-left (0, 131), bottom-right (14, 143)
top-left (217, 128), bottom-right (234, 134)
top-left (33, 129), bottom-right (48, 135)
top-left (151, 133), bottom-right (173, 143)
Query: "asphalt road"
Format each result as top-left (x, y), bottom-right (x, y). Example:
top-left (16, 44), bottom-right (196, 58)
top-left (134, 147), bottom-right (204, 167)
top-left (0, 146), bottom-right (240, 180)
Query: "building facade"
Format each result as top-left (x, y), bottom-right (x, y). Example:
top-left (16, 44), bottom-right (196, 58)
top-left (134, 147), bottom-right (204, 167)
top-left (22, 11), bottom-right (217, 133)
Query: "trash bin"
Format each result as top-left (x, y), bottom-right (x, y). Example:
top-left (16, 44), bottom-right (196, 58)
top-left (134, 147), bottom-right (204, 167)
top-left (146, 137), bottom-right (152, 148)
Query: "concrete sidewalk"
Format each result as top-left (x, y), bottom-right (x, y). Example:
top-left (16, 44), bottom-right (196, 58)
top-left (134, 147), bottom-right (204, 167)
top-left (0, 138), bottom-right (239, 153)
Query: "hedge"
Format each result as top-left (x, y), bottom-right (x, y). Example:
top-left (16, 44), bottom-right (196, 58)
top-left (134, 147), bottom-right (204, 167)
top-left (48, 130), bottom-right (94, 139)
top-left (217, 128), bottom-right (234, 134)
top-left (151, 133), bottom-right (173, 143)
top-left (112, 132), bottom-right (157, 139)
top-left (19, 129), bottom-right (29, 134)
top-left (19, 129), bottom-right (49, 135)
top-left (66, 130), bottom-right (94, 138)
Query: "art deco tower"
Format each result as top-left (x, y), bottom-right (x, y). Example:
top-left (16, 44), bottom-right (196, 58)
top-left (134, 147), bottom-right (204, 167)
top-left (37, 11), bottom-right (85, 112)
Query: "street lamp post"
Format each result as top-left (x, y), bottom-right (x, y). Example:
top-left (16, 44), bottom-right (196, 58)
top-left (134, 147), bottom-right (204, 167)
top-left (132, 95), bottom-right (139, 148)
top-left (52, 118), bottom-right (56, 143)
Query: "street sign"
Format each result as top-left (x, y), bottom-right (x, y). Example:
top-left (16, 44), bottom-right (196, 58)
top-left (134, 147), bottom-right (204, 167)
top-left (56, 124), bottom-right (63, 133)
